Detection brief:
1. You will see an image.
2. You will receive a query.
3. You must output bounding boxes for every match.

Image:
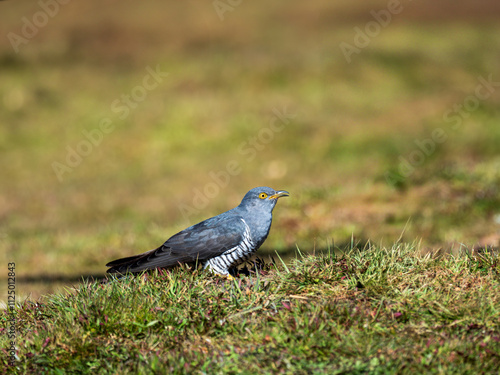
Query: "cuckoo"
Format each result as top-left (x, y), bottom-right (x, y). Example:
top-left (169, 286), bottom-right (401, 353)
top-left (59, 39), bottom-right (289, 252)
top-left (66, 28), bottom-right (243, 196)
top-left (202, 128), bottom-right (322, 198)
top-left (106, 187), bottom-right (289, 277)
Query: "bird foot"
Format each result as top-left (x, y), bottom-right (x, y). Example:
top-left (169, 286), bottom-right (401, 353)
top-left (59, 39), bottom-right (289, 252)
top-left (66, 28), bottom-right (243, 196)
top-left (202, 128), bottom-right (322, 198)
top-left (215, 273), bottom-right (235, 280)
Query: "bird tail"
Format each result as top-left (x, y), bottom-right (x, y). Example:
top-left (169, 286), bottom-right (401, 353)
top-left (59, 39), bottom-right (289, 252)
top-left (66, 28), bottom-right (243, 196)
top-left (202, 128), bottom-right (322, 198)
top-left (105, 248), bottom-right (158, 274)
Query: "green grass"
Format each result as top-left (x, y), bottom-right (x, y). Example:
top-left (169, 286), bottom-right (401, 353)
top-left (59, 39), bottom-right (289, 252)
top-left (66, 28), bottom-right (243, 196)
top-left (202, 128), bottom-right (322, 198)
top-left (2, 244), bottom-right (499, 374)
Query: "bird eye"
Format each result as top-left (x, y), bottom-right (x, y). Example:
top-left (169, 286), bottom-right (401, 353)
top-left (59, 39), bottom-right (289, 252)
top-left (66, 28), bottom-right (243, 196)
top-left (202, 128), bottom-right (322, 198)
top-left (259, 192), bottom-right (268, 199)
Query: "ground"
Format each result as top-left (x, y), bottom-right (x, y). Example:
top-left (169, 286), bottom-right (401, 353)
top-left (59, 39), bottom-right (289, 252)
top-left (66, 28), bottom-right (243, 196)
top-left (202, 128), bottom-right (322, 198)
top-left (2, 245), bottom-right (500, 373)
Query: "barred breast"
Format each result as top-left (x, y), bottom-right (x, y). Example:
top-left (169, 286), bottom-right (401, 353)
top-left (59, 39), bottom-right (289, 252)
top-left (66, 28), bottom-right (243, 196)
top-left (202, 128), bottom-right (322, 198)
top-left (204, 218), bottom-right (256, 275)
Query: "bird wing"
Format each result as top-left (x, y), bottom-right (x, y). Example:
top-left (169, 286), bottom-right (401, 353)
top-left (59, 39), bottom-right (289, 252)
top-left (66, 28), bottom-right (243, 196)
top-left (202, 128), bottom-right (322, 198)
top-left (106, 214), bottom-right (246, 274)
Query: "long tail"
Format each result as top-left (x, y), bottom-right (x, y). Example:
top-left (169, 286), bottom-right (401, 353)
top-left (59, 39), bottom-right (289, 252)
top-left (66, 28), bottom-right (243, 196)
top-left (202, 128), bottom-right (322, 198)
top-left (105, 248), bottom-right (158, 274)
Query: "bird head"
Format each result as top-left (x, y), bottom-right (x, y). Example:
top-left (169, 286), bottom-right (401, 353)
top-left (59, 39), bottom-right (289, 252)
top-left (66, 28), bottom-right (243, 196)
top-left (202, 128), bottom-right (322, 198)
top-left (239, 187), bottom-right (289, 211)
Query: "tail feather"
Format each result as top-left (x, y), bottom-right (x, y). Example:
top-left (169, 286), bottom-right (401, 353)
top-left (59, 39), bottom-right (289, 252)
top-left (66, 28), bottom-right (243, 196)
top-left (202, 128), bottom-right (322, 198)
top-left (106, 248), bottom-right (158, 274)
top-left (105, 252), bottom-right (151, 268)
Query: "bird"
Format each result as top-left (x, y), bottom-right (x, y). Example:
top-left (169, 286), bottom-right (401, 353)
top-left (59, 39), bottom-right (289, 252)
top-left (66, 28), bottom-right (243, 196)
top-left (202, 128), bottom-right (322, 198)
top-left (106, 187), bottom-right (289, 277)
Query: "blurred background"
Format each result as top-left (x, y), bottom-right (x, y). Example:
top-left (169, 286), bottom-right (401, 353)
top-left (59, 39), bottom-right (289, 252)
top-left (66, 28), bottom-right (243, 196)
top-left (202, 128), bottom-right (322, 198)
top-left (1, 0), bottom-right (499, 301)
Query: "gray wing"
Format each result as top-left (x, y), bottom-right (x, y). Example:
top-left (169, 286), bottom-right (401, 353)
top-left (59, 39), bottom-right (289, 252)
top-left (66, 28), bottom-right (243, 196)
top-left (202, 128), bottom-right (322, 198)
top-left (106, 214), bottom-right (246, 274)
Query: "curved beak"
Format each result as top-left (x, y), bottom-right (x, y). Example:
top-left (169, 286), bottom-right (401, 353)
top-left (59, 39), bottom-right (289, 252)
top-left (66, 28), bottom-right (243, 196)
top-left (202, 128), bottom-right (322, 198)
top-left (268, 190), bottom-right (290, 200)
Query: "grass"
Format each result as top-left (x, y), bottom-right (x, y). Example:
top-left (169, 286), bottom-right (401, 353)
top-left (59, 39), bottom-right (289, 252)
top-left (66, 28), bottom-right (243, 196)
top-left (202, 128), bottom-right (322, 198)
top-left (2, 243), bottom-right (500, 373)
top-left (1, 1), bottom-right (500, 371)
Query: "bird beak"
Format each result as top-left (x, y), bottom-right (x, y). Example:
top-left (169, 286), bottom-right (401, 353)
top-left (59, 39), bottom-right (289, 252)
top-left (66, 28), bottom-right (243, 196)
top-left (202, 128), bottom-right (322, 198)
top-left (268, 190), bottom-right (289, 200)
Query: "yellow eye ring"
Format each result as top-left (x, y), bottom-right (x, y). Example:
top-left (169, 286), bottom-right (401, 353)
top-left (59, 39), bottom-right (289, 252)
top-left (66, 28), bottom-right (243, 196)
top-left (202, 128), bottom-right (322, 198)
top-left (259, 192), bottom-right (268, 199)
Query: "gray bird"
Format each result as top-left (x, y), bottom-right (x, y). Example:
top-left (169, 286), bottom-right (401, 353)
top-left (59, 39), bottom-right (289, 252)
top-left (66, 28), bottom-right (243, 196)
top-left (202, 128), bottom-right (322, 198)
top-left (106, 187), bottom-right (289, 276)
